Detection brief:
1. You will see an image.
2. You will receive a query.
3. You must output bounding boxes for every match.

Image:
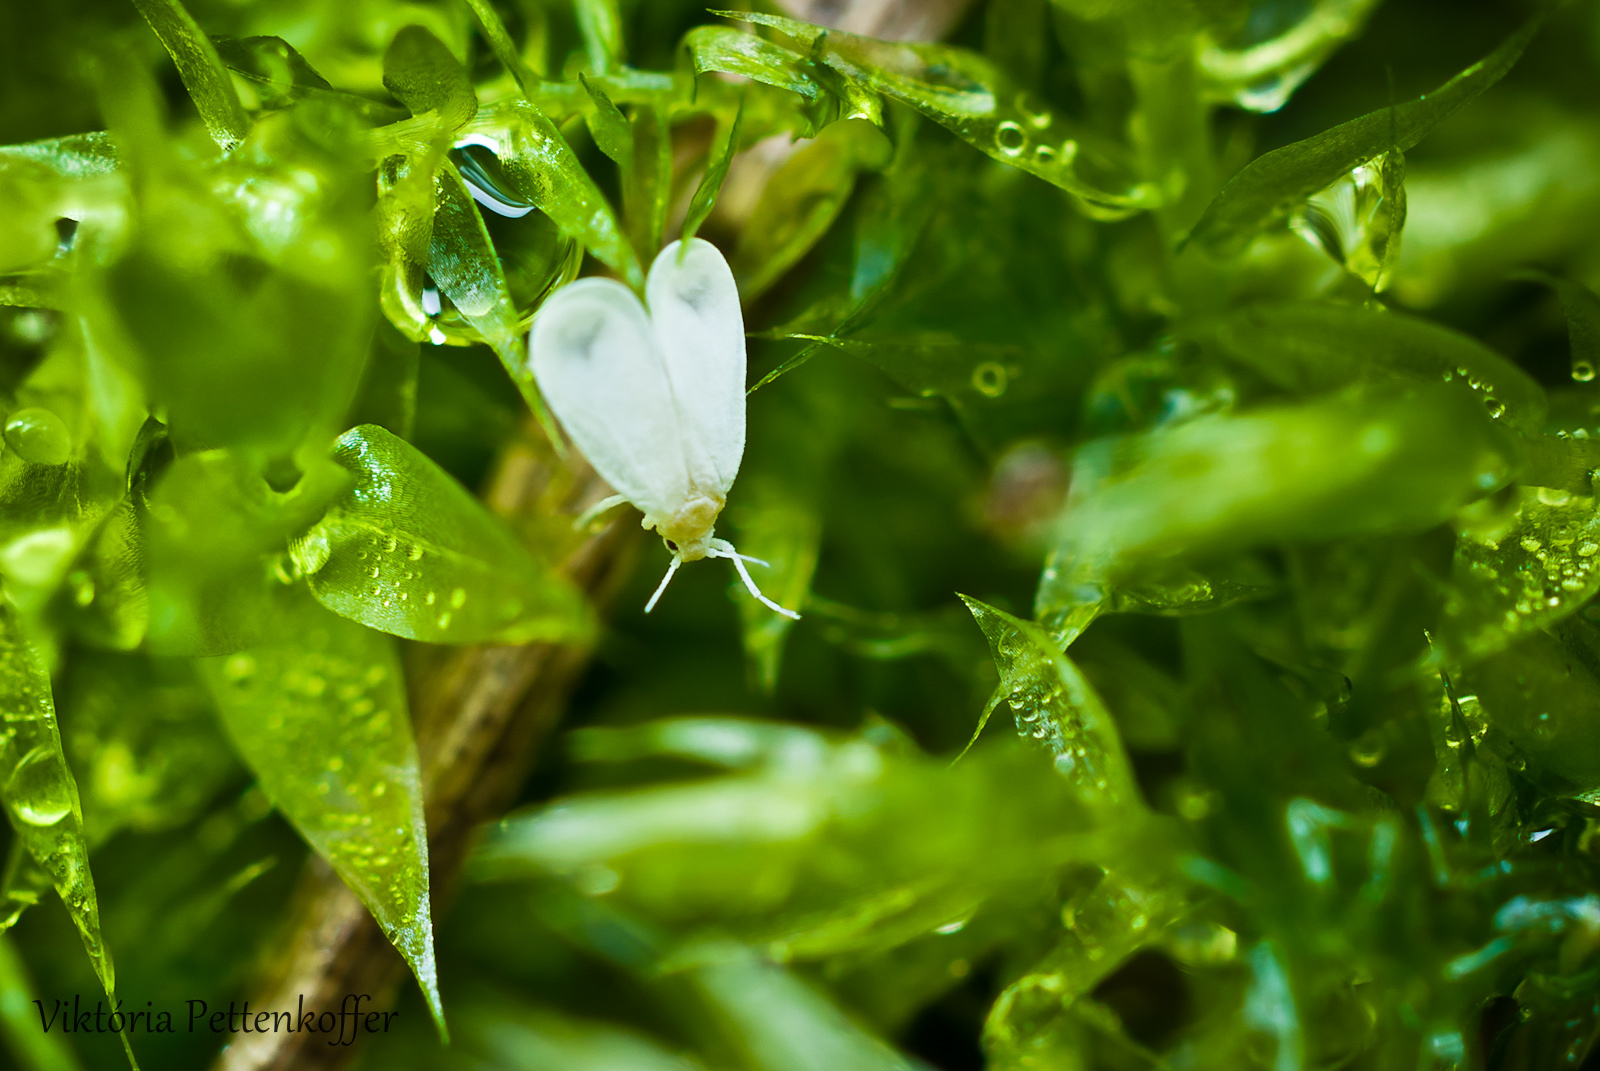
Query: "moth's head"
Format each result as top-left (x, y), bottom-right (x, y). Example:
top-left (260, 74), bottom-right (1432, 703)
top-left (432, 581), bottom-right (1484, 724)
top-left (655, 492), bottom-right (724, 561)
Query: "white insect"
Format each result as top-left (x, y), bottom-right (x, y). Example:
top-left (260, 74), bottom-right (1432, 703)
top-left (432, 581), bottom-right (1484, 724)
top-left (528, 238), bottom-right (800, 620)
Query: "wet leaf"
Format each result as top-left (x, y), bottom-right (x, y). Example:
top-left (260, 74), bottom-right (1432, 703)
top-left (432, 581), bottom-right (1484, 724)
top-left (1186, 16), bottom-right (1541, 255)
top-left (198, 595), bottom-right (444, 1034)
top-left (579, 74), bottom-right (633, 168)
top-left (721, 12), bottom-right (1161, 218)
top-left (960, 596), bottom-right (1138, 808)
top-left (0, 604), bottom-right (112, 995)
top-left (293, 424), bottom-right (592, 645)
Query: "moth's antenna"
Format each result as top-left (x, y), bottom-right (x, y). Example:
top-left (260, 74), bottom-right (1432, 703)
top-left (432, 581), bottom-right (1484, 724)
top-left (710, 540), bottom-right (800, 620)
top-left (644, 556), bottom-right (683, 613)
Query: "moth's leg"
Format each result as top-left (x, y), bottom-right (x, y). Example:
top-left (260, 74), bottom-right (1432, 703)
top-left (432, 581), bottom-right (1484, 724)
top-left (644, 555), bottom-right (683, 613)
top-left (707, 537), bottom-right (770, 568)
top-left (716, 544), bottom-right (800, 620)
top-left (572, 493), bottom-right (631, 532)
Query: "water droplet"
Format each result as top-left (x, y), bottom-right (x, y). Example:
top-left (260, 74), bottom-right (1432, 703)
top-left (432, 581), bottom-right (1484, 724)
top-left (449, 587), bottom-right (467, 609)
top-left (67, 570), bottom-right (94, 607)
top-left (1348, 730), bottom-right (1386, 768)
top-left (1485, 397), bottom-right (1506, 419)
top-left (971, 361), bottom-right (1008, 398)
top-left (436, 612), bottom-right (453, 629)
top-left (1574, 360), bottom-right (1596, 383)
top-left (223, 654), bottom-right (257, 684)
top-left (7, 748), bottom-right (71, 826)
top-left (994, 120), bottom-right (1027, 157)
top-left (3, 408), bottom-right (72, 466)
top-left (1015, 91), bottom-right (1052, 129)
top-left (407, 544), bottom-right (424, 561)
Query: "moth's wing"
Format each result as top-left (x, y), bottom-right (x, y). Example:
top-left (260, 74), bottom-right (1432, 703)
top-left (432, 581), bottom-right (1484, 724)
top-left (529, 278), bottom-right (690, 518)
top-left (646, 238), bottom-right (746, 496)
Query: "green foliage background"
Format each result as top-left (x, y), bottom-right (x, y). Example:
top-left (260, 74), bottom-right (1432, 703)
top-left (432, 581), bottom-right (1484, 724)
top-left (4, 0), bottom-right (1600, 1068)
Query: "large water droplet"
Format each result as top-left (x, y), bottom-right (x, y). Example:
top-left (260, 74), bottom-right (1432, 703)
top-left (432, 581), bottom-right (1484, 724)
top-left (994, 120), bottom-right (1027, 158)
top-left (3, 408), bottom-right (72, 466)
top-left (8, 747), bottom-right (72, 826)
top-left (1574, 360), bottom-right (1596, 383)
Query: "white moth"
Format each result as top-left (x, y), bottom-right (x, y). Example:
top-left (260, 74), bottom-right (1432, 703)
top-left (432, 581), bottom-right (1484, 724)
top-left (528, 238), bottom-right (800, 620)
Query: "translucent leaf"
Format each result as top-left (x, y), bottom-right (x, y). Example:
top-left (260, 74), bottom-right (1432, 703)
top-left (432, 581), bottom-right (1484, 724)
top-left (457, 998), bottom-right (708, 1071)
top-left (214, 35), bottom-right (388, 118)
top-left (1186, 302), bottom-right (1547, 435)
top-left (683, 101), bottom-right (744, 244)
top-left (1290, 151), bottom-right (1406, 292)
top-left (458, 0), bottom-right (541, 96)
top-left (1047, 386), bottom-right (1516, 576)
top-left (1198, 0), bottom-right (1384, 113)
top-left (198, 595), bottom-right (443, 1034)
top-left (960, 596), bottom-right (1138, 807)
top-left (1186, 16), bottom-right (1541, 255)
top-left (460, 103), bottom-right (643, 287)
top-left (721, 12), bottom-right (1162, 218)
top-left (1518, 271), bottom-right (1600, 385)
top-left (623, 106), bottom-right (671, 261)
top-left (1445, 487), bottom-right (1600, 661)
top-left (729, 473), bottom-right (820, 693)
top-left (733, 119), bottom-right (891, 299)
top-left (128, 0), bottom-right (250, 151)
top-left (476, 719), bottom-right (1098, 961)
top-left (579, 74), bottom-right (633, 168)
top-left (292, 424), bottom-right (592, 645)
top-left (685, 27), bottom-right (829, 106)
top-left (0, 934), bottom-right (83, 1071)
top-left (383, 24), bottom-right (478, 130)
top-left (574, 0), bottom-right (626, 75)
top-left (59, 650), bottom-right (236, 841)
top-left (429, 157), bottom-right (520, 360)
top-left (690, 949), bottom-right (916, 1071)
top-left (0, 604), bottom-right (112, 995)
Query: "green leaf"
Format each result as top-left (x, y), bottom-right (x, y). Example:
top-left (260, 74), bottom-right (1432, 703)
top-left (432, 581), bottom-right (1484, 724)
top-left (1518, 270), bottom-right (1600, 385)
top-left (457, 0), bottom-right (542, 95)
top-left (685, 27), bottom-right (828, 105)
top-left (719, 12), bottom-right (1160, 218)
top-left (293, 424), bottom-right (593, 645)
top-left (0, 934), bottom-right (84, 1071)
top-left (1046, 386), bottom-right (1516, 579)
top-left (1445, 487), bottom-right (1600, 661)
top-left (579, 74), bottom-right (633, 168)
top-left (0, 604), bottom-right (113, 995)
top-left (198, 595), bottom-right (444, 1035)
top-left (464, 103), bottom-right (643, 288)
top-left (1185, 16), bottom-right (1541, 255)
top-left (683, 100), bottom-right (744, 244)
top-left (624, 105), bottom-right (671, 262)
top-left (960, 596), bottom-right (1138, 807)
top-left (383, 24), bottom-right (479, 130)
top-left (734, 119), bottom-right (891, 299)
top-left (429, 158), bottom-right (521, 358)
top-left (574, 0), bottom-right (626, 75)
top-left (1186, 302), bottom-right (1548, 436)
top-left (729, 473), bottom-right (820, 693)
top-left (128, 0), bottom-right (250, 151)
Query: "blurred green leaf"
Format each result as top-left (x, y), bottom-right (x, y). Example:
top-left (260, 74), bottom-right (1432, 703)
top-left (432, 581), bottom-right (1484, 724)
top-left (293, 424), bottom-right (592, 645)
top-left (575, 0), bottom-right (626, 76)
top-left (623, 105), bottom-right (670, 261)
top-left (0, 604), bottom-right (112, 995)
top-left (198, 595), bottom-right (443, 1034)
top-left (1186, 16), bottom-right (1541, 255)
top-left (0, 933), bottom-right (83, 1071)
top-left (734, 119), bottom-right (890, 299)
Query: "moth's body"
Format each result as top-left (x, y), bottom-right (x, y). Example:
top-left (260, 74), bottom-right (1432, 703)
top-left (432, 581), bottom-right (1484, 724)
top-left (529, 239), bottom-right (797, 618)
